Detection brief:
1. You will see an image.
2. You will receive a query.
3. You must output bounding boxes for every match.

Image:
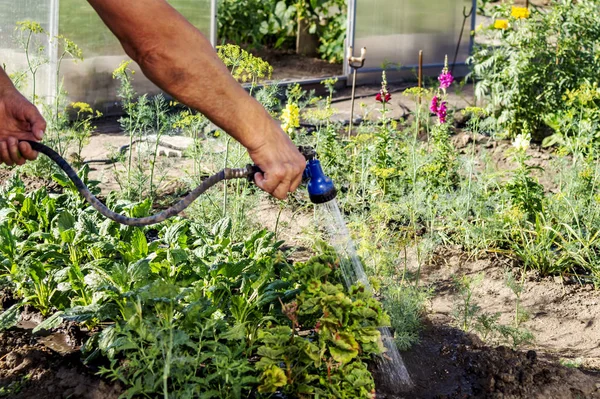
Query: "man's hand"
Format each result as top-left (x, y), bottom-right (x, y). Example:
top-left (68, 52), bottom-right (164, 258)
top-left (0, 87), bottom-right (45, 166)
top-left (248, 124), bottom-right (305, 200)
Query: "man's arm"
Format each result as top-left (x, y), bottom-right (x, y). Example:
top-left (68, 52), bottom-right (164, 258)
top-left (0, 68), bottom-right (45, 166)
top-left (87, 0), bottom-right (305, 199)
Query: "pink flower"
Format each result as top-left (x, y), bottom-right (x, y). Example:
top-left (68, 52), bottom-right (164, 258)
top-left (430, 95), bottom-right (448, 124)
top-left (438, 101), bottom-right (448, 124)
top-left (430, 96), bottom-right (439, 113)
top-left (438, 71), bottom-right (454, 90)
top-left (376, 91), bottom-right (391, 103)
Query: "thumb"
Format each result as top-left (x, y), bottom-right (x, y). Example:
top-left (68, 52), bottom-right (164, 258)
top-left (23, 107), bottom-right (46, 141)
top-left (253, 172), bottom-right (267, 191)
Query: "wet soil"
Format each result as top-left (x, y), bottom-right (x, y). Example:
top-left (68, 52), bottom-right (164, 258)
top-left (0, 328), bottom-right (122, 399)
top-left (377, 321), bottom-right (600, 399)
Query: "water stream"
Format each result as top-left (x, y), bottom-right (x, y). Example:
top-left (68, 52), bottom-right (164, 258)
top-left (316, 200), bottom-right (413, 392)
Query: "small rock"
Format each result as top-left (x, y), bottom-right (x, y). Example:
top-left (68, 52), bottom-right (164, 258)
top-left (526, 350), bottom-right (537, 362)
top-left (553, 275), bottom-right (563, 284)
top-left (451, 132), bottom-right (472, 149)
top-left (4, 351), bottom-right (22, 368)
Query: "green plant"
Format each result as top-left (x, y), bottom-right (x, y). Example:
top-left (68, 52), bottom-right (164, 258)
top-left (470, 0), bottom-right (600, 138)
top-left (14, 21), bottom-right (48, 104)
top-left (256, 254), bottom-right (383, 398)
top-left (452, 273), bottom-right (483, 332)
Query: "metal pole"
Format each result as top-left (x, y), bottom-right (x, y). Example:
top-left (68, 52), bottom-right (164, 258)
top-left (418, 50), bottom-right (423, 105)
top-left (48, 0), bottom-right (60, 104)
top-left (344, 0), bottom-right (357, 76)
top-left (347, 47), bottom-right (366, 138)
top-left (210, 0), bottom-right (218, 47)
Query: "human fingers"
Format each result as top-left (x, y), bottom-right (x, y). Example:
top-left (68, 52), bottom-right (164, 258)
top-left (254, 168), bottom-right (289, 199)
top-left (18, 141), bottom-right (38, 161)
top-left (0, 129), bottom-right (39, 142)
top-left (6, 137), bottom-right (25, 165)
top-left (16, 97), bottom-right (46, 140)
top-left (271, 180), bottom-right (293, 200)
top-left (0, 141), bottom-right (14, 166)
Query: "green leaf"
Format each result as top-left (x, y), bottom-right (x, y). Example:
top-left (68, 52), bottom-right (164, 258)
top-left (212, 218), bottom-right (232, 239)
top-left (33, 311), bottom-right (64, 333)
top-left (258, 365), bottom-right (287, 393)
top-left (0, 302), bottom-right (22, 330)
top-left (55, 211), bottom-right (76, 232)
top-left (131, 229), bottom-right (148, 259)
top-left (20, 197), bottom-right (36, 218)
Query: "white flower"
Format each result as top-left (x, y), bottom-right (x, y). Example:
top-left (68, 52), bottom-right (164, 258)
top-left (512, 134), bottom-right (531, 151)
top-left (211, 309), bottom-right (226, 321)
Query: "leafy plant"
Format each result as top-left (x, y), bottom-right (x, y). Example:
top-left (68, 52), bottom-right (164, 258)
top-left (470, 0), bottom-right (600, 138)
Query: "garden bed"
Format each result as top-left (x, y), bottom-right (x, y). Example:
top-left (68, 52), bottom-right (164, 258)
top-left (2, 123), bottom-right (600, 398)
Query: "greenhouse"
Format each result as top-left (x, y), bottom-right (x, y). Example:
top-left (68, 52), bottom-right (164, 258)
top-left (1, 1), bottom-right (599, 398)
top-left (2, 0), bottom-right (474, 109)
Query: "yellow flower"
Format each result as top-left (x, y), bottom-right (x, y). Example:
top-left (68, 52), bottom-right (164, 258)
top-left (511, 6), bottom-right (530, 19)
top-left (494, 19), bottom-right (509, 30)
top-left (112, 60), bottom-right (132, 79)
top-left (71, 102), bottom-right (93, 114)
top-left (280, 103), bottom-right (300, 135)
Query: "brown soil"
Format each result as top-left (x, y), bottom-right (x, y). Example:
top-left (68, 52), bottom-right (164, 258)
top-left (0, 328), bottom-right (122, 399)
top-left (372, 247), bottom-right (600, 398)
top-left (0, 168), bottom-right (60, 193)
top-left (378, 321), bottom-right (600, 399)
top-left (248, 47), bottom-right (343, 81)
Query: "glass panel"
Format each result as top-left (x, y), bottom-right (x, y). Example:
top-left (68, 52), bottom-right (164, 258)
top-left (354, 0), bottom-right (474, 70)
top-left (58, 0), bottom-right (211, 110)
top-left (0, 0), bottom-right (53, 100)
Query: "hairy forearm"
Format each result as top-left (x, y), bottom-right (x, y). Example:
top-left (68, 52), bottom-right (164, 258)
top-left (87, 0), bottom-right (276, 151)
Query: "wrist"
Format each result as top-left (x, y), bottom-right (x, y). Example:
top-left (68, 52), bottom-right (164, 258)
top-left (233, 101), bottom-right (283, 153)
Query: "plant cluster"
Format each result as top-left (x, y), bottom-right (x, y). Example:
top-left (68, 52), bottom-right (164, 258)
top-left (470, 0), bottom-right (600, 140)
top-left (218, 0), bottom-right (347, 62)
top-left (0, 171), bottom-right (388, 397)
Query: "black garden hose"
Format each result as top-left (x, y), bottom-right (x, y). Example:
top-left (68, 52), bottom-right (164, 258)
top-left (26, 140), bottom-right (256, 227)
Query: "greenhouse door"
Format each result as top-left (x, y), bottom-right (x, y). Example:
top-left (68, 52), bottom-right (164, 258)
top-left (345, 0), bottom-right (476, 83)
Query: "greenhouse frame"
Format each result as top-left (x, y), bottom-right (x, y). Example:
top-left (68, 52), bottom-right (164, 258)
top-left (0, 0), bottom-right (476, 111)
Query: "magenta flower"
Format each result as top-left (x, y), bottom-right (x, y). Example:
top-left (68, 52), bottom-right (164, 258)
top-left (430, 95), bottom-right (447, 124)
top-left (376, 91), bottom-right (391, 103)
top-left (438, 71), bottom-right (454, 90)
top-left (437, 101), bottom-right (448, 124)
top-left (430, 96), bottom-right (439, 113)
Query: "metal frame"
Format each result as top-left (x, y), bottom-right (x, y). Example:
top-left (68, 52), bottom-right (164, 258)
top-left (344, 0), bottom-right (358, 76)
top-left (344, 0), bottom-right (477, 83)
top-left (47, 0), bottom-right (60, 103)
top-left (210, 0), bottom-right (217, 47)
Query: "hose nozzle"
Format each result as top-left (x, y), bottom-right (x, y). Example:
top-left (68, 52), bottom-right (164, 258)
top-left (246, 146), bottom-right (337, 204)
top-left (303, 158), bottom-right (337, 204)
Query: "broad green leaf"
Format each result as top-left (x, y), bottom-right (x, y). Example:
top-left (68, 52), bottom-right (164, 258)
top-left (55, 211), bottom-right (76, 232)
top-left (0, 302), bottom-right (22, 330)
top-left (131, 229), bottom-right (148, 259)
top-left (33, 311), bottom-right (64, 333)
top-left (258, 365), bottom-right (287, 393)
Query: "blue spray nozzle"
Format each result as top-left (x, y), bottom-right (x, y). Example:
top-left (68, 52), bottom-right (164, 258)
top-left (303, 159), bottom-right (337, 204)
